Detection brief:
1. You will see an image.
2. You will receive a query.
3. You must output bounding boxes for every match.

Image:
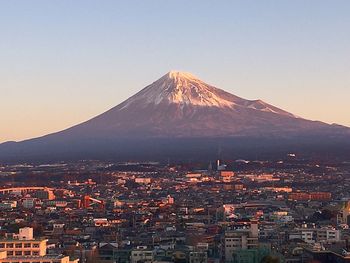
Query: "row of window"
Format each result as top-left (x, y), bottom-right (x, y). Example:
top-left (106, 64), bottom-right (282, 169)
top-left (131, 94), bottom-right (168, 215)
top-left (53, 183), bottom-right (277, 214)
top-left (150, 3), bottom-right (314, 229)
top-left (226, 244), bottom-right (242, 247)
top-left (7, 251), bottom-right (40, 256)
top-left (0, 243), bottom-right (40, 248)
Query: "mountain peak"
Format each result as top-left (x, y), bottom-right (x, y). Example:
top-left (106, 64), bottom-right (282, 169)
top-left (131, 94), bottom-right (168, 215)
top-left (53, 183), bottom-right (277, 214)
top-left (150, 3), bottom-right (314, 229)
top-left (118, 71), bottom-right (238, 109)
top-left (166, 71), bottom-right (198, 81)
top-left (116, 71), bottom-right (297, 119)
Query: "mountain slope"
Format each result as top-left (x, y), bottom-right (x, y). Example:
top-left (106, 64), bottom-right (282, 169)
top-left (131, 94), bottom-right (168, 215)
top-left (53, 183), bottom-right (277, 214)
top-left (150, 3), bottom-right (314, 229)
top-left (0, 71), bottom-right (349, 162)
top-left (53, 71), bottom-right (347, 138)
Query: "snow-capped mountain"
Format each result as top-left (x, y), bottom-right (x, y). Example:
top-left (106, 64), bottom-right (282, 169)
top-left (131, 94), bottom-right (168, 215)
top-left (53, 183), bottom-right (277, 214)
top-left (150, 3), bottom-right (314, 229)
top-left (118, 71), bottom-right (296, 116)
top-left (1, 71), bottom-right (349, 161)
top-left (61, 71), bottom-right (342, 138)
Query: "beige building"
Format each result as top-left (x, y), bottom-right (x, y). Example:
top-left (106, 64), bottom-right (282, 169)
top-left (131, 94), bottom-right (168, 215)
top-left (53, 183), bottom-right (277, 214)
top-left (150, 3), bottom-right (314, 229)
top-left (130, 247), bottom-right (154, 263)
top-left (0, 227), bottom-right (78, 263)
top-left (222, 222), bottom-right (259, 262)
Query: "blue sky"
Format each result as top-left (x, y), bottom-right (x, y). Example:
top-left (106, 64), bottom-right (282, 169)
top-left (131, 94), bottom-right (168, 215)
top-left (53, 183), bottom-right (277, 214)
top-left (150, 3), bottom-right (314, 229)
top-left (1, 0), bottom-right (350, 142)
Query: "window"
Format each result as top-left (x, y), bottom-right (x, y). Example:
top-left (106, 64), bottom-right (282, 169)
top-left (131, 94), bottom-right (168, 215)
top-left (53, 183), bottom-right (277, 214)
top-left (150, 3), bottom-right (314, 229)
top-left (33, 243), bottom-right (40, 248)
top-left (0, 243), bottom-right (4, 248)
top-left (15, 251), bottom-right (22, 256)
top-left (33, 251), bottom-right (39, 255)
top-left (7, 251), bottom-right (13, 256)
top-left (24, 243), bottom-right (31, 248)
top-left (15, 243), bottom-right (22, 248)
top-left (6, 243), bottom-right (14, 248)
top-left (24, 251), bottom-right (31, 255)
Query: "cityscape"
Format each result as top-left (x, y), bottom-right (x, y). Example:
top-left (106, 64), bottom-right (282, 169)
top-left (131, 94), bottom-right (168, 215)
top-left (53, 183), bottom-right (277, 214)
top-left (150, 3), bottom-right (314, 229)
top-left (0, 158), bottom-right (350, 263)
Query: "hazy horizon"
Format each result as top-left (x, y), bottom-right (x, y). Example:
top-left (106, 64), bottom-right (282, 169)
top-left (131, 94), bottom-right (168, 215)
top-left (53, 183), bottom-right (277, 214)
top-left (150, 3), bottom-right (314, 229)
top-left (1, 0), bottom-right (350, 143)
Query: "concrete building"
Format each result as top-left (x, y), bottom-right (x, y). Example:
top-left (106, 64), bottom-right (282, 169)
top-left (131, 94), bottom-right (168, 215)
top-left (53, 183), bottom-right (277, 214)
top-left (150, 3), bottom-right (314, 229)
top-left (0, 227), bottom-right (78, 263)
top-left (131, 247), bottom-right (154, 263)
top-left (222, 222), bottom-right (259, 262)
top-left (289, 227), bottom-right (341, 243)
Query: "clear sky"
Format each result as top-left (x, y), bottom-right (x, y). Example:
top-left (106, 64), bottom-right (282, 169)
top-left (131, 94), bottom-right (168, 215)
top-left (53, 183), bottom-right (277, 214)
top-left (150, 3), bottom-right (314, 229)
top-left (1, 0), bottom-right (350, 143)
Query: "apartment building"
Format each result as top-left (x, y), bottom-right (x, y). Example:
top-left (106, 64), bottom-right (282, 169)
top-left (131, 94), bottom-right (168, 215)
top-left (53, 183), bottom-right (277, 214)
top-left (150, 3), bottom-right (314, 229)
top-left (222, 221), bottom-right (259, 262)
top-left (0, 227), bottom-right (78, 263)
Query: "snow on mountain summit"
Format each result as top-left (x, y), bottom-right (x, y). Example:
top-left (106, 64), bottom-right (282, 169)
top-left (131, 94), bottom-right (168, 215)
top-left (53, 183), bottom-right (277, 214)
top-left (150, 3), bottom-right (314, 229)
top-left (119, 71), bottom-right (236, 109)
top-left (117, 71), bottom-right (296, 118)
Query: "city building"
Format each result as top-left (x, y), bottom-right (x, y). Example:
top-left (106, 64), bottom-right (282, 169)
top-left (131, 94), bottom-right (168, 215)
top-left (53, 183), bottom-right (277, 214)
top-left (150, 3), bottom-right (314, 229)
top-left (0, 227), bottom-right (78, 263)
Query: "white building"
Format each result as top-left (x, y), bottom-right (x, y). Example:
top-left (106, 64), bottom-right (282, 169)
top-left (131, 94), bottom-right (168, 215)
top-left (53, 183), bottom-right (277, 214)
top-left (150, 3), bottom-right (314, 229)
top-left (289, 227), bottom-right (341, 243)
top-left (131, 247), bottom-right (154, 263)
